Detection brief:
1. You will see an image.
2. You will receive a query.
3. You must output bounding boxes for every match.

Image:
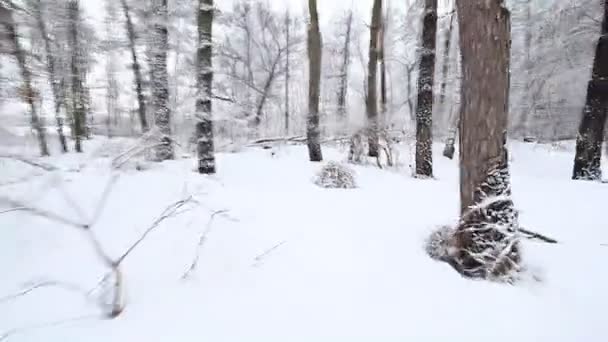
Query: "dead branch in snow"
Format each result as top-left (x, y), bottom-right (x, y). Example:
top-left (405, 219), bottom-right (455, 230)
top-left (252, 240), bottom-right (287, 267)
top-left (182, 209), bottom-right (232, 279)
top-left (519, 227), bottom-right (558, 244)
top-left (0, 154), bottom-right (58, 171)
top-left (0, 280), bottom-right (91, 305)
top-left (0, 314), bottom-right (100, 342)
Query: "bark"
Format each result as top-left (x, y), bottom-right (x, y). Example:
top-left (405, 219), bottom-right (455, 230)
top-left (3, 3), bottom-right (49, 156)
top-left (68, 0), bottom-right (86, 153)
top-left (366, 0), bottom-right (382, 157)
top-left (452, 0), bottom-right (518, 280)
top-left (336, 10), bottom-right (353, 135)
top-left (414, 0), bottom-right (438, 177)
top-left (306, 0), bottom-right (323, 162)
top-left (120, 0), bottom-right (149, 133)
top-left (151, 0), bottom-right (174, 161)
top-left (572, 1), bottom-right (608, 181)
top-left (196, 0), bottom-right (215, 174)
top-left (379, 8), bottom-right (388, 125)
top-left (34, 0), bottom-right (67, 153)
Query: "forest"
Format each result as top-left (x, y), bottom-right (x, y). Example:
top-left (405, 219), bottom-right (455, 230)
top-left (0, 0), bottom-right (607, 341)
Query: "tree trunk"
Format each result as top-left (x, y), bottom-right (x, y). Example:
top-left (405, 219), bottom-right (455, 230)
top-left (450, 0), bottom-right (519, 280)
top-left (35, 0), bottom-right (68, 153)
top-left (3, 3), bottom-right (49, 156)
top-left (414, 0), bottom-right (437, 177)
top-left (572, 1), bottom-right (608, 181)
top-left (441, 8), bottom-right (457, 160)
top-left (68, 0), bottom-right (85, 153)
top-left (196, 0), bottom-right (215, 174)
top-left (337, 10), bottom-right (353, 135)
top-left (120, 0), bottom-right (149, 133)
top-left (306, 0), bottom-right (323, 162)
top-left (379, 8), bottom-right (388, 126)
top-left (151, 0), bottom-right (174, 161)
top-left (284, 10), bottom-right (290, 136)
top-left (366, 0), bottom-right (382, 157)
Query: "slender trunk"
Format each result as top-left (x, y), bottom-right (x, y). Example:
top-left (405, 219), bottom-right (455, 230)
top-left (453, 0), bottom-right (518, 279)
top-left (120, 0), bottom-right (149, 133)
top-left (337, 10), bottom-right (353, 134)
top-left (438, 11), bottom-right (454, 114)
top-left (196, 0), bottom-right (215, 174)
top-left (379, 8), bottom-right (388, 126)
top-left (255, 58), bottom-right (280, 127)
top-left (366, 0), bottom-right (382, 157)
top-left (406, 64), bottom-right (415, 123)
top-left (284, 10), bottom-right (290, 136)
top-left (572, 1), bottom-right (608, 181)
top-left (35, 0), bottom-right (68, 152)
top-left (68, 0), bottom-right (85, 153)
top-left (414, 0), bottom-right (437, 177)
top-left (3, 4), bottom-right (49, 156)
top-left (441, 8), bottom-right (457, 159)
top-left (307, 0), bottom-right (323, 162)
top-left (151, 0), bottom-right (173, 161)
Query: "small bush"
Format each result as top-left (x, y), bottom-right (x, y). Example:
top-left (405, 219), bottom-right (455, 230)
top-left (425, 225), bottom-right (455, 261)
top-left (314, 161), bottom-right (357, 189)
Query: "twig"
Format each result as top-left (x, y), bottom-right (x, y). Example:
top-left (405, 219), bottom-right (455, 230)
top-left (89, 174), bottom-right (120, 227)
top-left (0, 314), bottom-right (100, 342)
top-left (0, 197), bottom-right (88, 229)
top-left (252, 241), bottom-right (287, 266)
top-left (0, 280), bottom-right (91, 305)
top-left (519, 227), bottom-right (558, 244)
top-left (182, 209), bottom-right (230, 279)
top-left (115, 196), bottom-right (197, 265)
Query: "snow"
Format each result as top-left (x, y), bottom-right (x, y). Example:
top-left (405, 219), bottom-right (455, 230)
top-left (1, 137), bottom-right (607, 341)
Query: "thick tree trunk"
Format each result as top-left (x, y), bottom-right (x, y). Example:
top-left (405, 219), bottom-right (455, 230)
top-left (68, 0), bottom-right (85, 153)
top-left (366, 0), bottom-right (382, 157)
top-left (35, 0), bottom-right (67, 153)
top-left (196, 0), bottom-right (215, 174)
top-left (572, 2), bottom-right (608, 181)
top-left (337, 10), bottom-right (353, 134)
top-left (414, 0), bottom-right (437, 177)
top-left (3, 4), bottom-right (49, 156)
top-left (306, 0), bottom-right (323, 162)
top-left (151, 0), bottom-right (174, 161)
top-left (450, 0), bottom-right (519, 280)
top-left (379, 9), bottom-right (388, 126)
top-left (120, 0), bottom-right (149, 133)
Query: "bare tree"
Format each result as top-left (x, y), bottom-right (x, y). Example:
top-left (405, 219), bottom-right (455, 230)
top-left (336, 9), bottom-right (353, 134)
top-left (195, 0), bottom-right (215, 174)
top-left (307, 0), bottom-right (322, 161)
top-left (366, 0), bottom-right (382, 157)
top-left (151, 0), bottom-right (173, 161)
top-left (572, 0), bottom-right (608, 181)
top-left (34, 0), bottom-right (68, 153)
top-left (449, 0), bottom-right (519, 279)
top-left (414, 0), bottom-right (437, 177)
top-left (120, 0), bottom-right (149, 133)
top-left (284, 9), bottom-right (290, 135)
top-left (67, 0), bottom-right (86, 152)
top-left (1, 1), bottom-right (49, 157)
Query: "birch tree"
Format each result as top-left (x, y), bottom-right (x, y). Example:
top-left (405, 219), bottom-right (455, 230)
top-left (195, 0), bottom-right (215, 174)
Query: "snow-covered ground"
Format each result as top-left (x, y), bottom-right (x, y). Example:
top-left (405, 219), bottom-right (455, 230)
top-left (1, 137), bottom-right (607, 341)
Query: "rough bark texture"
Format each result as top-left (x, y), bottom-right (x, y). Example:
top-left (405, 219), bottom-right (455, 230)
top-left (120, 0), bottom-right (149, 133)
top-left (151, 0), bottom-right (174, 161)
top-left (457, 0), bottom-right (511, 213)
top-left (306, 0), bottom-right (323, 162)
top-left (3, 3), bottom-right (49, 156)
top-left (196, 0), bottom-right (216, 174)
top-left (35, 0), bottom-right (67, 153)
top-left (572, 1), bottom-right (608, 181)
top-left (448, 0), bottom-right (519, 281)
top-left (366, 0), bottom-right (382, 157)
top-left (379, 9), bottom-right (388, 125)
top-left (336, 10), bottom-right (353, 134)
top-left (68, 0), bottom-right (85, 153)
top-left (414, 0), bottom-right (437, 177)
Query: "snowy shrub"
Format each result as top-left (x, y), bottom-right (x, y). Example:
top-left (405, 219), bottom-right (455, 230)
top-left (425, 225), bottom-right (455, 261)
top-left (314, 161), bottom-right (357, 189)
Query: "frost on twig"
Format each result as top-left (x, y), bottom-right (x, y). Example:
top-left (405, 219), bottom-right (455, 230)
top-left (314, 161), bottom-right (357, 189)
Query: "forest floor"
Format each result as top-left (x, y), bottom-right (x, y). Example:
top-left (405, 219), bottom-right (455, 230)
top-left (1, 135), bottom-right (607, 341)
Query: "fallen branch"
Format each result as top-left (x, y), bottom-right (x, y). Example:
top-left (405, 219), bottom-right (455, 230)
top-left (0, 280), bottom-right (91, 305)
top-left (519, 227), bottom-right (558, 244)
top-left (252, 241), bottom-right (287, 267)
top-left (0, 314), bottom-right (100, 342)
top-left (0, 154), bottom-right (58, 171)
top-left (182, 209), bottom-right (231, 279)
